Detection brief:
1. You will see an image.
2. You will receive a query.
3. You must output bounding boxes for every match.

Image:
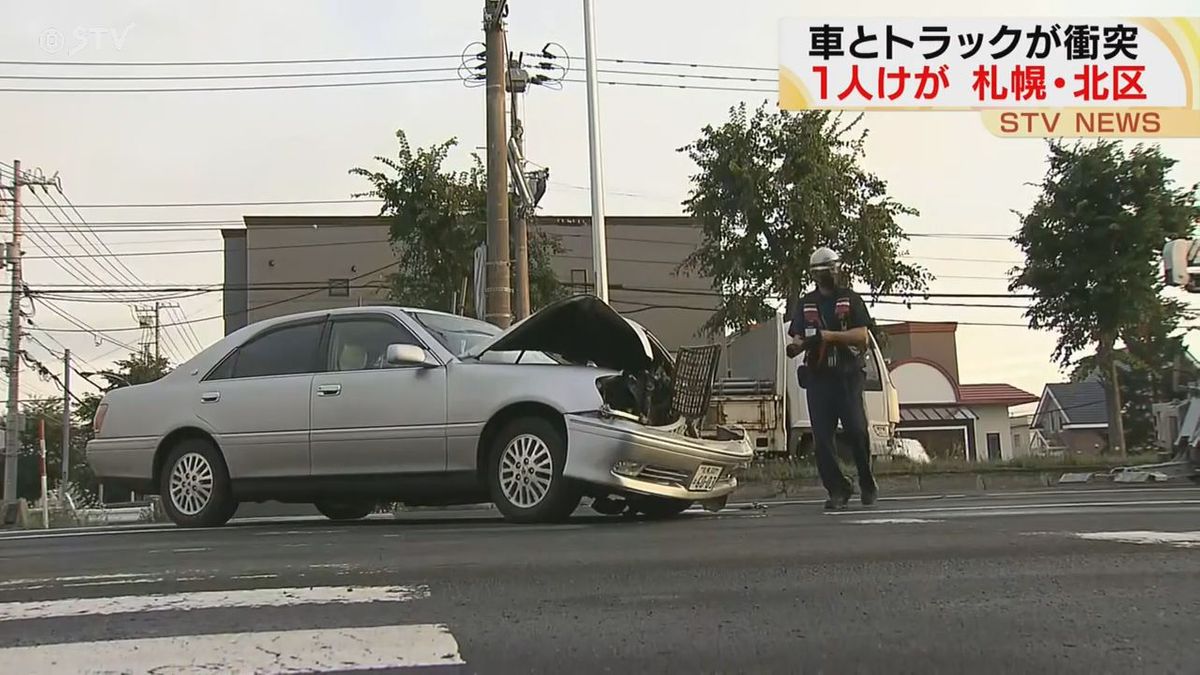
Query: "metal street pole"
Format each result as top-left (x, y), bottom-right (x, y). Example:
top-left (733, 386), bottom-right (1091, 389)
top-left (510, 75), bottom-right (531, 320)
top-left (483, 0), bottom-right (512, 328)
top-left (61, 349), bottom-right (71, 489)
top-left (582, 0), bottom-right (610, 303)
top-left (38, 417), bottom-right (48, 529)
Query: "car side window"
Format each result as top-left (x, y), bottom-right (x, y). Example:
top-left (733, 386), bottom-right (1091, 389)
top-left (863, 347), bottom-right (883, 392)
top-left (327, 317), bottom-right (420, 372)
top-left (231, 321), bottom-right (323, 379)
top-left (205, 352), bottom-right (237, 381)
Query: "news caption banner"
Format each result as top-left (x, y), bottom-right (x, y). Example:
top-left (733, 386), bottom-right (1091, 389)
top-left (779, 17), bottom-right (1200, 137)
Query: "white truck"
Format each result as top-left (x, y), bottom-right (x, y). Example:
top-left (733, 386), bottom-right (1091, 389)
top-left (703, 313), bottom-right (900, 458)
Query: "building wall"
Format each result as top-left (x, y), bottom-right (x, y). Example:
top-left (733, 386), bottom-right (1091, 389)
top-left (535, 216), bottom-right (717, 350)
top-left (880, 324), bottom-right (960, 383)
top-left (1058, 428), bottom-right (1108, 455)
top-left (890, 362), bottom-right (957, 404)
top-left (1152, 401), bottom-right (1182, 450)
top-left (225, 215), bottom-right (718, 351)
top-left (1010, 415), bottom-right (1033, 458)
top-left (972, 404), bottom-right (1014, 461)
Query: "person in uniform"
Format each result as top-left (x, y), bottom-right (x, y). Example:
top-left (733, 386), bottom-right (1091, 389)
top-left (786, 247), bottom-right (879, 510)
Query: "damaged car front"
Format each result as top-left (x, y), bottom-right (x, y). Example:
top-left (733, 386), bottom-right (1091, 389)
top-left (464, 295), bottom-right (754, 517)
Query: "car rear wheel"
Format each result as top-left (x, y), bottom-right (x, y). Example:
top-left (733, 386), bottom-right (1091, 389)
top-left (488, 417), bottom-right (580, 524)
top-left (314, 500), bottom-right (374, 521)
top-left (633, 496), bottom-right (693, 519)
top-left (159, 438), bottom-right (236, 528)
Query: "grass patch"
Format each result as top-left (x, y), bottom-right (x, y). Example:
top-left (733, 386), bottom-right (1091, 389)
top-left (743, 452), bottom-right (1165, 483)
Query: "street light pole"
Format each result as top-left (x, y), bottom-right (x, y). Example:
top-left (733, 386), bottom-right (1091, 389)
top-left (582, 0), bottom-right (610, 304)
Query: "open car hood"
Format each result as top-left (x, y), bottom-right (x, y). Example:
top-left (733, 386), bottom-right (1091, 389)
top-left (466, 295), bottom-right (673, 372)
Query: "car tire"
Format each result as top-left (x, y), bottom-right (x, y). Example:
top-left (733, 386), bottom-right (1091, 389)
top-left (488, 416), bottom-right (580, 524)
top-left (633, 496), bottom-right (693, 519)
top-left (159, 438), bottom-right (236, 528)
top-left (314, 500), bottom-right (374, 521)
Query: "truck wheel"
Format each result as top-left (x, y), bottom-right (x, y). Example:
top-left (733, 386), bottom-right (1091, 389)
top-left (790, 432), bottom-right (812, 461)
top-left (488, 417), bottom-right (581, 524)
top-left (633, 496), bottom-right (693, 519)
top-left (159, 438), bottom-right (237, 528)
top-left (315, 500), bottom-right (374, 521)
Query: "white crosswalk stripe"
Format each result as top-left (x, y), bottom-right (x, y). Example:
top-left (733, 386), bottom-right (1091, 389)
top-left (0, 581), bottom-right (465, 673)
top-left (0, 625), bottom-right (464, 672)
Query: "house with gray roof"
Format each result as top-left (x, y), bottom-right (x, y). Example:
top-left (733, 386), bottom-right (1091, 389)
top-left (1030, 381), bottom-right (1110, 455)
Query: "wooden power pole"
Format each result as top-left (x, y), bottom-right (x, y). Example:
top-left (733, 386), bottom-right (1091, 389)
top-left (483, 0), bottom-right (512, 328)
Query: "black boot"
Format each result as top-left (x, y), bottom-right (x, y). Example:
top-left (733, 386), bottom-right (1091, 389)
top-left (824, 483), bottom-right (855, 511)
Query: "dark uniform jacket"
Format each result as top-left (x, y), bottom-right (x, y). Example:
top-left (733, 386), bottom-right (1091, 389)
top-left (787, 286), bottom-right (875, 376)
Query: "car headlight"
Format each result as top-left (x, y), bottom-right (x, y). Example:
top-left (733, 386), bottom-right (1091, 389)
top-left (871, 424), bottom-right (889, 438)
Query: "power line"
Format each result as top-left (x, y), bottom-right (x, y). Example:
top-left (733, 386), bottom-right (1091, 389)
top-left (27, 258), bottom-right (405, 334)
top-left (0, 54), bottom-right (462, 67)
top-left (0, 76), bottom-right (463, 94)
top-left (0, 66), bottom-right (462, 82)
top-left (597, 57), bottom-right (775, 73)
top-left (20, 198), bottom-right (374, 209)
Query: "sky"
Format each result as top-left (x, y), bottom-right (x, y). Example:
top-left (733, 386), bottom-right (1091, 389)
top-left (2, 0), bottom-right (1198, 412)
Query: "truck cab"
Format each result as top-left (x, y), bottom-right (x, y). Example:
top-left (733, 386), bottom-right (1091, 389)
top-left (707, 313), bottom-right (900, 458)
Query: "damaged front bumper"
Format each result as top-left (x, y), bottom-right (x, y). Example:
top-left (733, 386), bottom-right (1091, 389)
top-left (562, 408), bottom-right (754, 502)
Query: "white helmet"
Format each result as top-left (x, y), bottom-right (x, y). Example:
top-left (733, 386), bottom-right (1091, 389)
top-left (809, 247), bottom-right (840, 272)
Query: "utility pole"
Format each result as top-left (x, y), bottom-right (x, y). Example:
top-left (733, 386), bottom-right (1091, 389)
top-left (582, 0), bottom-right (610, 303)
top-left (2, 160), bottom-right (56, 518)
top-left (483, 0), bottom-right (512, 328)
top-left (61, 349), bottom-right (71, 489)
top-left (2, 159), bottom-right (21, 514)
top-left (154, 301), bottom-right (161, 363)
top-left (509, 54), bottom-right (531, 320)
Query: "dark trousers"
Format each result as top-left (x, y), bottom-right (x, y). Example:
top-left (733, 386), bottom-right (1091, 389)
top-left (804, 369), bottom-right (877, 498)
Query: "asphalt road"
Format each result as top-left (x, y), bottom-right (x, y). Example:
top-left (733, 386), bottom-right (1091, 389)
top-left (1, 485), bottom-right (1198, 674)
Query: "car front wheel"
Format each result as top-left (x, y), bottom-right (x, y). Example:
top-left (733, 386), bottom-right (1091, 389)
top-left (159, 438), bottom-right (236, 528)
top-left (488, 417), bottom-right (580, 524)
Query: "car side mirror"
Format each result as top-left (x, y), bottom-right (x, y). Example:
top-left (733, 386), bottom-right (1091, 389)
top-left (386, 343), bottom-right (434, 367)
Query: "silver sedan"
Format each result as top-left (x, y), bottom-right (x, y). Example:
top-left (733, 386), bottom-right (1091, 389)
top-left (86, 295), bottom-right (753, 527)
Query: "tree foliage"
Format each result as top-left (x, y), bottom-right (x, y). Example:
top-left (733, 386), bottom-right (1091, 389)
top-left (351, 130), bottom-right (564, 316)
top-left (1011, 140), bottom-right (1199, 451)
top-left (678, 102), bottom-right (930, 335)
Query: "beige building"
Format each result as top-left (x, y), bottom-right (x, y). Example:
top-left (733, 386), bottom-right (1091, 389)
top-left (221, 215), bottom-right (718, 351)
top-left (880, 322), bottom-right (1039, 461)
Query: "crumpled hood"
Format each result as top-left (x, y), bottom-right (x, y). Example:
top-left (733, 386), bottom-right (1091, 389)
top-left (466, 295), bottom-right (673, 372)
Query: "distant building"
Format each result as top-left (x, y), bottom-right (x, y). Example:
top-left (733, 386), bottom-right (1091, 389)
top-left (1029, 381), bottom-right (1109, 455)
top-left (221, 215), bottom-right (717, 351)
top-left (880, 322), bottom-right (1039, 461)
top-left (1009, 414), bottom-right (1052, 458)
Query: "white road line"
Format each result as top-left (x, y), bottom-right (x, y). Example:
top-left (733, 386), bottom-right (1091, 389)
top-left (848, 518), bottom-right (943, 524)
top-left (0, 624), bottom-right (464, 671)
top-left (0, 585), bottom-right (429, 623)
top-left (826, 498), bottom-right (1200, 517)
top-left (0, 573), bottom-right (154, 588)
top-left (1071, 530), bottom-right (1200, 549)
top-left (61, 578), bottom-right (163, 588)
top-left (230, 573), bottom-right (279, 580)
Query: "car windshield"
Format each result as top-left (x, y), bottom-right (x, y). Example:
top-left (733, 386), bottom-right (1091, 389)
top-left (408, 311), bottom-right (560, 364)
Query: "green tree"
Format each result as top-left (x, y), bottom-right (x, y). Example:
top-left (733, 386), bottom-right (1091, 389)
top-left (351, 130), bottom-right (564, 317)
top-left (1011, 140), bottom-right (1199, 455)
top-left (678, 102), bottom-right (931, 335)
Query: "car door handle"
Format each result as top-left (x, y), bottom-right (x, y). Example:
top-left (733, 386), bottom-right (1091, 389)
top-left (200, 392), bottom-right (221, 404)
top-left (316, 384), bottom-right (341, 397)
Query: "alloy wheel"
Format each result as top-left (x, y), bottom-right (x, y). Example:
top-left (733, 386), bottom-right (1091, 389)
top-left (498, 433), bottom-right (554, 508)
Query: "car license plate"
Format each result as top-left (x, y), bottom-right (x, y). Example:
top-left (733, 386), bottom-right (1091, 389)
top-left (689, 465), bottom-right (723, 492)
